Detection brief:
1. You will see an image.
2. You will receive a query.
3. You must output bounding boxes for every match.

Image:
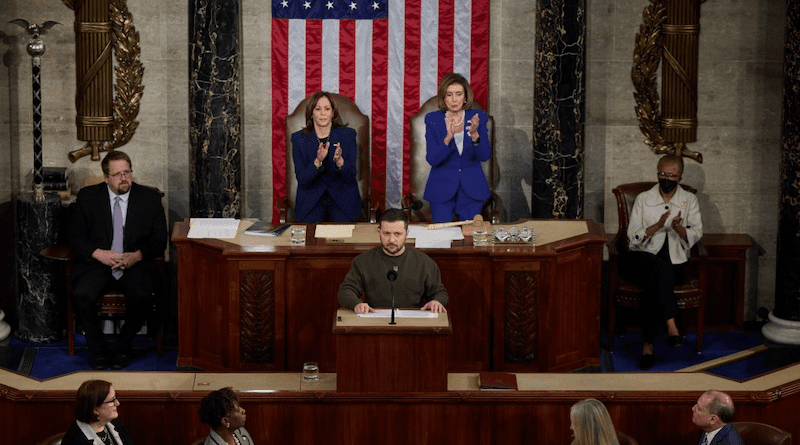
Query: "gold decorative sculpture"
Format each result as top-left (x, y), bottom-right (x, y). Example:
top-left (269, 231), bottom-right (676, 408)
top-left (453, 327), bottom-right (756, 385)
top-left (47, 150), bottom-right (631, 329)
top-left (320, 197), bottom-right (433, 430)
top-left (62, 0), bottom-right (144, 162)
top-left (632, 0), bottom-right (705, 163)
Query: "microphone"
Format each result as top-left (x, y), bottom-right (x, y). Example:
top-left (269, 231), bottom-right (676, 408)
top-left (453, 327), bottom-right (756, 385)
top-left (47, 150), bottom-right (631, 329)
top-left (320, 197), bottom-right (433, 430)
top-left (387, 269), bottom-right (398, 325)
top-left (402, 200), bottom-right (423, 212)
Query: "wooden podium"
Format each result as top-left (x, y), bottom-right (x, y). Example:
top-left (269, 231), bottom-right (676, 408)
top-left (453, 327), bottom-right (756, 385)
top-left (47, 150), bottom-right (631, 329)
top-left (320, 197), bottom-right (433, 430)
top-left (333, 309), bottom-right (452, 392)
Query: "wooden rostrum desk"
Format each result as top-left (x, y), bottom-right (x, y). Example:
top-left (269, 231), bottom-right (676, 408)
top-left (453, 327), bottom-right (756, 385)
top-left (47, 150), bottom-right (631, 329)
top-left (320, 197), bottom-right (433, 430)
top-left (172, 219), bottom-right (606, 373)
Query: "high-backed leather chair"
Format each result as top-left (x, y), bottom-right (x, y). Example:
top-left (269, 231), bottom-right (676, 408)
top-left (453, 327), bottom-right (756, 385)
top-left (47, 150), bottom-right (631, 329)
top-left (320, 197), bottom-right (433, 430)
top-left (35, 432), bottom-right (64, 445)
top-left (733, 422), bottom-right (793, 445)
top-left (607, 182), bottom-right (707, 352)
top-left (281, 93), bottom-right (374, 223)
top-left (405, 96), bottom-right (501, 222)
top-left (616, 429), bottom-right (640, 445)
top-left (40, 177), bottom-right (166, 357)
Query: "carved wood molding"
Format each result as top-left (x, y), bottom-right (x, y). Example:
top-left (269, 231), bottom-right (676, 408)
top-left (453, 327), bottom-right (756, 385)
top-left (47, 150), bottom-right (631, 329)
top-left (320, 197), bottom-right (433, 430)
top-left (239, 270), bottom-right (275, 363)
top-left (504, 270), bottom-right (539, 363)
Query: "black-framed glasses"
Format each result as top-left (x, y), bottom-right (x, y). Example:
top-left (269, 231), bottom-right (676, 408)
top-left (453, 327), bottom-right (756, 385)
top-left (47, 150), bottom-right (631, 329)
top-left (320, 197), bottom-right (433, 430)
top-left (103, 397), bottom-right (119, 405)
top-left (107, 170), bottom-right (133, 179)
top-left (657, 172), bottom-right (679, 180)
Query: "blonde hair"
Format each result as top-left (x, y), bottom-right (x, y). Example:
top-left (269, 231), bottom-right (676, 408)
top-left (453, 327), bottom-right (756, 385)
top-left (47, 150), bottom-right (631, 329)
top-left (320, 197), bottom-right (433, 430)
top-left (570, 399), bottom-right (620, 445)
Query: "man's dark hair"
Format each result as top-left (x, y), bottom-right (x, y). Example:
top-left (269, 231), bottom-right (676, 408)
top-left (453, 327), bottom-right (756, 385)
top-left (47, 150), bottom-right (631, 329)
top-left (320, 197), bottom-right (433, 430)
top-left (101, 150), bottom-right (133, 175)
top-left (199, 387), bottom-right (240, 428)
top-left (379, 208), bottom-right (409, 230)
top-left (74, 379), bottom-right (112, 423)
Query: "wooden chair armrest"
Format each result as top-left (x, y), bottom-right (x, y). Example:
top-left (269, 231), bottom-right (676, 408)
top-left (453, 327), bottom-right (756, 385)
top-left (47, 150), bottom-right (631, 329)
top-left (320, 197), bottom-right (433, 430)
top-left (40, 244), bottom-right (76, 262)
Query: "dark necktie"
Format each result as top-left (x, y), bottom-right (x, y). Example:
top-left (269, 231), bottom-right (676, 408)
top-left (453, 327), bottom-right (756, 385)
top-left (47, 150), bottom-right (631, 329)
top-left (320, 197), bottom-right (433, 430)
top-left (700, 433), bottom-right (708, 445)
top-left (112, 196), bottom-right (123, 280)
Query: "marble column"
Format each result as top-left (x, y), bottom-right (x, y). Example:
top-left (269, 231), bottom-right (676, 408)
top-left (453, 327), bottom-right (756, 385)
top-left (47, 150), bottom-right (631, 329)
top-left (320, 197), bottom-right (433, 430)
top-left (15, 192), bottom-right (64, 343)
top-left (531, 0), bottom-right (586, 219)
top-left (188, 0), bottom-right (243, 218)
top-left (764, 0), bottom-right (800, 346)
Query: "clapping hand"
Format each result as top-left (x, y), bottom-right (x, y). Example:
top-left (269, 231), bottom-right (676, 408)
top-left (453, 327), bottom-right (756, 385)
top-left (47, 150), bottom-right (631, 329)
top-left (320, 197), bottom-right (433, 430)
top-left (467, 114), bottom-right (480, 141)
top-left (332, 143), bottom-right (343, 168)
top-left (315, 141), bottom-right (330, 167)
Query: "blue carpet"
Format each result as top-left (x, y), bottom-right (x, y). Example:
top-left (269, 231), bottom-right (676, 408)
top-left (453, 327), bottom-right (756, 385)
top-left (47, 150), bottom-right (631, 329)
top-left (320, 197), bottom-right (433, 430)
top-left (4, 334), bottom-right (177, 380)
top-left (604, 330), bottom-right (765, 373)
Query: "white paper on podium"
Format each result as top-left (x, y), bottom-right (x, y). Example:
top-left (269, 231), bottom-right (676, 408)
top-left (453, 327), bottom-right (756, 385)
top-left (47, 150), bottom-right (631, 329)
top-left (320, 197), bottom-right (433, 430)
top-left (187, 218), bottom-right (240, 239)
top-left (357, 309), bottom-right (438, 318)
top-left (409, 226), bottom-right (462, 248)
top-left (315, 224), bottom-right (355, 238)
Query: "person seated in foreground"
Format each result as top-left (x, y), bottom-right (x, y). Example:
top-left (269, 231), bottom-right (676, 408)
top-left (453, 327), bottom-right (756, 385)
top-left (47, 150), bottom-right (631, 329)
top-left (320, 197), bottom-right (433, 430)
top-left (199, 387), bottom-right (255, 445)
top-left (62, 379), bottom-right (136, 445)
top-left (569, 398), bottom-right (620, 445)
top-left (692, 390), bottom-right (744, 445)
top-left (291, 91), bottom-right (362, 223)
top-left (337, 208), bottom-right (448, 314)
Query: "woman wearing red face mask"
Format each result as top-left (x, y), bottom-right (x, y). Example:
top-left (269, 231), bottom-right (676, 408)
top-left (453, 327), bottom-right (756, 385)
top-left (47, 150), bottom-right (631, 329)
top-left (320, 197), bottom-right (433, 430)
top-left (622, 154), bottom-right (703, 370)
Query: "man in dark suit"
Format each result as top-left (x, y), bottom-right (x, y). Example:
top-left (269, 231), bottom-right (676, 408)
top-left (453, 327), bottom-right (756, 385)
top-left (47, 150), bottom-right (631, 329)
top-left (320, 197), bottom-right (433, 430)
top-left (68, 150), bottom-right (168, 369)
top-left (692, 390), bottom-right (745, 445)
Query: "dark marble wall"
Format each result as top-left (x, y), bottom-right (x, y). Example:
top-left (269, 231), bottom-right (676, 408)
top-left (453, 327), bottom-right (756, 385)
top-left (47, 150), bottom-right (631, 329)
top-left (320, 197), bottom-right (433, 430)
top-left (532, 0), bottom-right (586, 219)
top-left (188, 0), bottom-right (243, 218)
top-left (776, 0), bottom-right (800, 322)
top-left (15, 193), bottom-right (64, 343)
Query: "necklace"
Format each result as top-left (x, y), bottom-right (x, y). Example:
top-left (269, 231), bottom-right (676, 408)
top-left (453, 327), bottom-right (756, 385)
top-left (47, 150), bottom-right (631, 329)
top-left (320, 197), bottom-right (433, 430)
top-left (448, 111), bottom-right (464, 127)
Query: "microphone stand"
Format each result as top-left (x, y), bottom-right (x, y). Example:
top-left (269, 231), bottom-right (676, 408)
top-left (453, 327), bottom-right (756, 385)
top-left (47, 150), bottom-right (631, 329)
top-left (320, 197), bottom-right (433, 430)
top-left (387, 269), bottom-right (398, 325)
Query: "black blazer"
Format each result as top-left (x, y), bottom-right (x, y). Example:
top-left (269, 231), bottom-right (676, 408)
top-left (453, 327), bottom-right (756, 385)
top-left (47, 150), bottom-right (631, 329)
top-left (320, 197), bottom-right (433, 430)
top-left (61, 419), bottom-right (136, 445)
top-left (68, 182), bottom-right (168, 280)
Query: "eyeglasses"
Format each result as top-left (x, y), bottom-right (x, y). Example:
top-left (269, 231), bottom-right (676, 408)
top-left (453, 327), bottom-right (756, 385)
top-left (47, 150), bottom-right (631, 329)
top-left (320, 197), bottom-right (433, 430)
top-left (107, 170), bottom-right (133, 179)
top-left (103, 397), bottom-right (119, 405)
top-left (657, 172), bottom-right (679, 180)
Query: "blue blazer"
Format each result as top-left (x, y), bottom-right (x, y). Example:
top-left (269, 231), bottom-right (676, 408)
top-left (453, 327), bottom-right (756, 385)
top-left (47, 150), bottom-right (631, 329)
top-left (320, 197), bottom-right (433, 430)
top-left (422, 109), bottom-right (491, 204)
top-left (706, 423), bottom-right (745, 445)
top-left (291, 126), bottom-right (362, 222)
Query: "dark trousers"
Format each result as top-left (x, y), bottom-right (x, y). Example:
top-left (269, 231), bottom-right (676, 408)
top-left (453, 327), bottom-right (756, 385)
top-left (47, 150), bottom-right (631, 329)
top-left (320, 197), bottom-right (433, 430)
top-left (620, 246), bottom-right (684, 343)
top-left (71, 263), bottom-right (156, 355)
top-left (302, 190), bottom-right (357, 222)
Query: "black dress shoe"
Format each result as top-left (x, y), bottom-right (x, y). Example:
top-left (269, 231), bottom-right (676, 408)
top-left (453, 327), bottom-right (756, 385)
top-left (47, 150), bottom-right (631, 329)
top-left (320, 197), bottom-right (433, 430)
top-left (91, 354), bottom-right (108, 370)
top-left (110, 353), bottom-right (130, 369)
top-left (639, 353), bottom-right (655, 370)
top-left (668, 335), bottom-right (683, 348)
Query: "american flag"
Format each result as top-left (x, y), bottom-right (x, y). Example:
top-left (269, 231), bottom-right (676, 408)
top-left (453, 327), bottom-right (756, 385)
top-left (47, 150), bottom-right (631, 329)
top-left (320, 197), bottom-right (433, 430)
top-left (271, 0), bottom-right (490, 222)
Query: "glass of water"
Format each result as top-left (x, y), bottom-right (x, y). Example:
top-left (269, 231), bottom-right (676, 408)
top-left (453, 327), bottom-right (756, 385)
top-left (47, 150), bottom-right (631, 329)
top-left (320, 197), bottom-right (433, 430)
top-left (473, 228), bottom-right (489, 246)
top-left (302, 361), bottom-right (319, 382)
top-left (291, 226), bottom-right (306, 245)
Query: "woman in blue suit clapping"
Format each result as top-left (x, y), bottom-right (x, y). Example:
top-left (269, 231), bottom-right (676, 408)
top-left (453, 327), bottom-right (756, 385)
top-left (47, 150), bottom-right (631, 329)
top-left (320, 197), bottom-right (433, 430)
top-left (423, 73), bottom-right (492, 222)
top-left (292, 91), bottom-right (362, 222)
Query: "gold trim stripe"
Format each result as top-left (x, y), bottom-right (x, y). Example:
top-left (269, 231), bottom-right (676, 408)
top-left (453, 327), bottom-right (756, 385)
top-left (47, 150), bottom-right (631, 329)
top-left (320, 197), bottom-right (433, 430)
top-left (75, 22), bottom-right (112, 33)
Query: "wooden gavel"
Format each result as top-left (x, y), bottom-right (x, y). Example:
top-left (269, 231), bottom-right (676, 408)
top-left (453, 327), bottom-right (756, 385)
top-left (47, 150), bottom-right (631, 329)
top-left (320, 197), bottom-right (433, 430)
top-left (427, 214), bottom-right (484, 230)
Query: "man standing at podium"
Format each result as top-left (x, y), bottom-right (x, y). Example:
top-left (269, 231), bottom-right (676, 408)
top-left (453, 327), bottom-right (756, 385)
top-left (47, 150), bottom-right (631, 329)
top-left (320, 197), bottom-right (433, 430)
top-left (338, 208), bottom-right (448, 314)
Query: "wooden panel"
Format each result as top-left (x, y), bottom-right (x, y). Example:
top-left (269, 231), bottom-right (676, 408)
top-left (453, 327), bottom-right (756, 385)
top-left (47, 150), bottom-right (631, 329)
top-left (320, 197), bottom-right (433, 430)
top-left (7, 384), bottom-right (800, 445)
top-left (173, 220), bottom-right (606, 373)
top-left (336, 332), bottom-right (449, 392)
top-left (285, 255), bottom-right (356, 372)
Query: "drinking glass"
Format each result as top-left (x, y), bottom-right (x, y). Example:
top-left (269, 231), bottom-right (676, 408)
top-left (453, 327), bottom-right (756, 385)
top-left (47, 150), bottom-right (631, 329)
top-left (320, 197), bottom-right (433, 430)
top-left (291, 226), bottom-right (306, 245)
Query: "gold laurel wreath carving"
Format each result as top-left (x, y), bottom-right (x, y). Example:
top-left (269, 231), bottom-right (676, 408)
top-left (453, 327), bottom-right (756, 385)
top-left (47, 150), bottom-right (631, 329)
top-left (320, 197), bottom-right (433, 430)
top-left (632, 0), bottom-right (703, 163)
top-left (631, 0), bottom-right (670, 156)
top-left (63, 0), bottom-right (144, 162)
